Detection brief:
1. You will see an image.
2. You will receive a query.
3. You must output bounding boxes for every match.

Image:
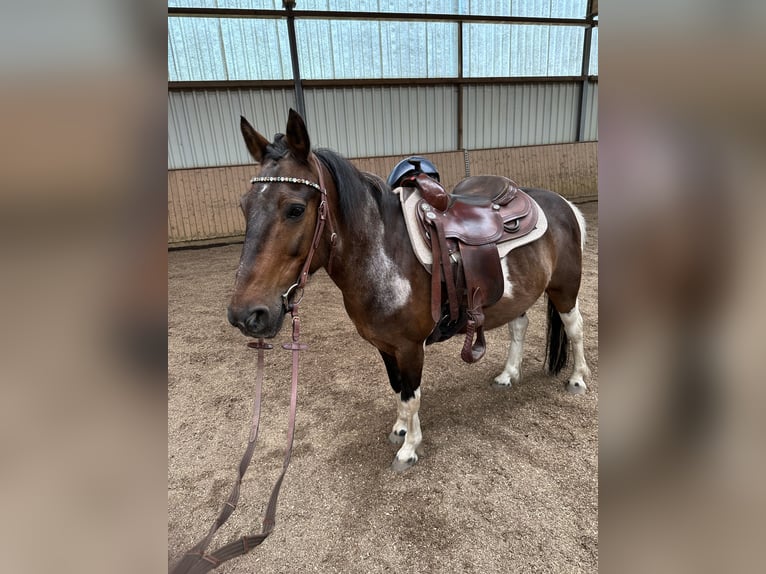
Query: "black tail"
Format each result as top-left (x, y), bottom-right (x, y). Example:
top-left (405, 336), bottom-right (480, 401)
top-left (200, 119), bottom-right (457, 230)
top-left (545, 298), bottom-right (569, 375)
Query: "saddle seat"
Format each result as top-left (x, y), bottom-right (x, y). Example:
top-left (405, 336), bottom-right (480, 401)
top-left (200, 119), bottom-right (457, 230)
top-left (401, 173), bottom-right (541, 363)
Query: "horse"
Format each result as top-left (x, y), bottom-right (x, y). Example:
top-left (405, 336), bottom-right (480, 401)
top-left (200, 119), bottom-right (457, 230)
top-left (227, 109), bottom-right (590, 471)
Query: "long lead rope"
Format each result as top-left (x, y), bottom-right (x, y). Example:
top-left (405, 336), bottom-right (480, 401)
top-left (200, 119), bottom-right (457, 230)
top-left (170, 311), bottom-right (304, 573)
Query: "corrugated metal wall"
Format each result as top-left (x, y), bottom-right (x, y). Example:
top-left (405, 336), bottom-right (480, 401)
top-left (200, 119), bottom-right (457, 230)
top-left (168, 82), bottom-right (597, 169)
top-left (582, 81), bottom-right (598, 141)
top-left (463, 82), bottom-right (580, 149)
top-left (305, 86), bottom-right (458, 157)
top-left (168, 86), bottom-right (458, 169)
top-left (168, 89), bottom-right (296, 169)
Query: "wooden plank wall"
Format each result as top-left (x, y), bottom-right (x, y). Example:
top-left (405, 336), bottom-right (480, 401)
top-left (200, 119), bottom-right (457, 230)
top-left (167, 165), bottom-right (251, 243)
top-left (168, 143), bottom-right (596, 245)
top-left (469, 142), bottom-right (598, 201)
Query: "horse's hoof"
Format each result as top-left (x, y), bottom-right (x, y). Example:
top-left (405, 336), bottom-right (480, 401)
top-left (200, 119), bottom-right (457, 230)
top-left (491, 379), bottom-right (512, 390)
top-left (391, 456), bottom-right (417, 473)
top-left (492, 370), bottom-right (518, 389)
top-left (388, 430), bottom-right (406, 445)
top-left (566, 380), bottom-right (587, 395)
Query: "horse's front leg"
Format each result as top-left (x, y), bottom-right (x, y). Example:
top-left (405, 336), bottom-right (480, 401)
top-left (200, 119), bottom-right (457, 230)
top-left (379, 346), bottom-right (424, 472)
top-left (493, 313), bottom-right (529, 388)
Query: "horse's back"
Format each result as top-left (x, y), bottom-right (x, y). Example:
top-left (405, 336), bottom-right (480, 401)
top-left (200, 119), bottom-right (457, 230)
top-left (523, 188), bottom-right (585, 254)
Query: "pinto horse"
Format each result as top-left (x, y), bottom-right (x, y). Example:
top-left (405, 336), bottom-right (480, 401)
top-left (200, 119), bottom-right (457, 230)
top-left (228, 110), bottom-right (590, 471)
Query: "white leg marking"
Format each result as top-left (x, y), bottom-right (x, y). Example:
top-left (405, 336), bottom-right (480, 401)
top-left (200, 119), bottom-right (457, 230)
top-left (494, 314), bottom-right (529, 387)
top-left (389, 394), bottom-right (409, 444)
top-left (559, 300), bottom-right (591, 394)
top-left (392, 388), bottom-right (422, 470)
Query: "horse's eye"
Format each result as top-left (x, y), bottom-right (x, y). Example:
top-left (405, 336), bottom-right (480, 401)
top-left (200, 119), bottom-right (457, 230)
top-left (286, 204), bottom-right (306, 220)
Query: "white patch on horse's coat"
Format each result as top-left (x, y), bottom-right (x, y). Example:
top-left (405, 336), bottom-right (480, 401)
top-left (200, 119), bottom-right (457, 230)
top-left (500, 257), bottom-right (514, 299)
top-left (250, 182), bottom-right (268, 195)
top-left (494, 314), bottom-right (529, 387)
top-left (366, 221), bottom-right (412, 315)
top-left (394, 388), bottom-right (422, 464)
top-left (559, 300), bottom-right (591, 393)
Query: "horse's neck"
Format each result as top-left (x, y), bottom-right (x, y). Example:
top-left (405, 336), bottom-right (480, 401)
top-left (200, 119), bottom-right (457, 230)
top-left (328, 192), bottom-right (416, 318)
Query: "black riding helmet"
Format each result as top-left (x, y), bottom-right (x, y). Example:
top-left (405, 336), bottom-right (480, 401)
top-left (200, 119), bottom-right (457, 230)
top-left (386, 156), bottom-right (440, 188)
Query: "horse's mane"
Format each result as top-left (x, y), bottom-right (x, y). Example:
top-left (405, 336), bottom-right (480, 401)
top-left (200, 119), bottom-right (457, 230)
top-left (314, 147), bottom-right (400, 235)
top-left (261, 136), bottom-right (398, 234)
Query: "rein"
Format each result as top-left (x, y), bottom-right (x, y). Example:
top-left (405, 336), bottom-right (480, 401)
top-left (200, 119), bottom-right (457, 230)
top-left (170, 155), bottom-right (333, 573)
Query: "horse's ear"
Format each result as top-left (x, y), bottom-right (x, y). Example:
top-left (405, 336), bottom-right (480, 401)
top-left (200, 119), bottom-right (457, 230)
top-left (240, 116), bottom-right (270, 163)
top-left (285, 108), bottom-right (310, 163)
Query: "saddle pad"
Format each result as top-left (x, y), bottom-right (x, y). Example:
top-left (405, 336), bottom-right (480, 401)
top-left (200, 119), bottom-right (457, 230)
top-left (398, 186), bottom-right (548, 270)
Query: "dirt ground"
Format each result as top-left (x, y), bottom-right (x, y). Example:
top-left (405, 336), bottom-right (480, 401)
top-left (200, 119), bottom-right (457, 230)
top-left (168, 200), bottom-right (598, 573)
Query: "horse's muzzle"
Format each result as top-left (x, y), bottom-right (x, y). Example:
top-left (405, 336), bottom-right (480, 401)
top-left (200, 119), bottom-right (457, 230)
top-left (227, 304), bottom-right (284, 338)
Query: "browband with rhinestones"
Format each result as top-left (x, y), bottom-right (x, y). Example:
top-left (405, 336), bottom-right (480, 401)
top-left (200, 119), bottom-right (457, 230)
top-left (250, 176), bottom-right (323, 193)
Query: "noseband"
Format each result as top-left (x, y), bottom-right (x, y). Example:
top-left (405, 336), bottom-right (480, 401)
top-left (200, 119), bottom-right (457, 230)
top-left (249, 154), bottom-right (337, 311)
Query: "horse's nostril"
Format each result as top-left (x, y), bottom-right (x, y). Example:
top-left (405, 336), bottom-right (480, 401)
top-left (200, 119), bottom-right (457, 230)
top-left (244, 306), bottom-right (270, 333)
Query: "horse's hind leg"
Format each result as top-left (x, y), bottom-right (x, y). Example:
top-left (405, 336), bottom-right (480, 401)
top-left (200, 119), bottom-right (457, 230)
top-left (379, 346), bottom-right (424, 471)
top-left (558, 299), bottom-right (591, 394)
top-left (493, 313), bottom-right (529, 388)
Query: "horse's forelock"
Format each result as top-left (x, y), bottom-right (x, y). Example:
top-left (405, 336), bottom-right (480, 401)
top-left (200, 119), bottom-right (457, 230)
top-left (261, 134), bottom-right (288, 162)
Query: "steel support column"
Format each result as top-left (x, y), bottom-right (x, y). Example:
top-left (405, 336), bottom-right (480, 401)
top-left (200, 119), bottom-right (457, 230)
top-left (576, 1), bottom-right (596, 142)
top-left (284, 1), bottom-right (306, 119)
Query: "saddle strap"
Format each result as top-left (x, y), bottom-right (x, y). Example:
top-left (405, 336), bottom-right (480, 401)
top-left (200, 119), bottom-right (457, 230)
top-left (429, 217), bottom-right (460, 323)
top-left (429, 225), bottom-right (443, 324)
top-left (433, 217), bottom-right (459, 321)
top-left (461, 288), bottom-right (487, 363)
top-left (457, 242), bottom-right (505, 363)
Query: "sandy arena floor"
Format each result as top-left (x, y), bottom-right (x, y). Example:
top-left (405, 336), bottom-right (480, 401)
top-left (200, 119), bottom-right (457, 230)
top-left (168, 201), bottom-right (598, 573)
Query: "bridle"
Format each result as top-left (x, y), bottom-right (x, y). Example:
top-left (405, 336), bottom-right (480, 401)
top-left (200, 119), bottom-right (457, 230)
top-left (250, 155), bottom-right (337, 311)
top-left (170, 154), bottom-right (336, 573)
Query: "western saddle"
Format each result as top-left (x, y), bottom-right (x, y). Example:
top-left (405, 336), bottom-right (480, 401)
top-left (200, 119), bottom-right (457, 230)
top-left (401, 173), bottom-right (539, 363)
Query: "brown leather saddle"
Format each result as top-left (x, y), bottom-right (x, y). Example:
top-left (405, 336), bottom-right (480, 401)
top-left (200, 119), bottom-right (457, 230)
top-left (403, 173), bottom-right (539, 363)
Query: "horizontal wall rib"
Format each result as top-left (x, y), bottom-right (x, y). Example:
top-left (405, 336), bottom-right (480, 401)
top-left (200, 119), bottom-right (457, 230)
top-left (168, 76), bottom-right (598, 90)
top-left (168, 8), bottom-right (597, 27)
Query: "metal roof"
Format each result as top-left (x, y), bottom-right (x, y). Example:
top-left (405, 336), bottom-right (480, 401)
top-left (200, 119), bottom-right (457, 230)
top-left (168, 1), bottom-right (587, 17)
top-left (167, 1), bottom-right (595, 81)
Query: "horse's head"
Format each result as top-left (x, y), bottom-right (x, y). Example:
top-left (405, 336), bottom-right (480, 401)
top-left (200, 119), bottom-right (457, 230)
top-left (227, 109), bottom-right (327, 338)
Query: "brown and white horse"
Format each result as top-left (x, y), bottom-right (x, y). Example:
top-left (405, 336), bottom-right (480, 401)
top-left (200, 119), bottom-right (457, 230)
top-left (228, 110), bottom-right (590, 471)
